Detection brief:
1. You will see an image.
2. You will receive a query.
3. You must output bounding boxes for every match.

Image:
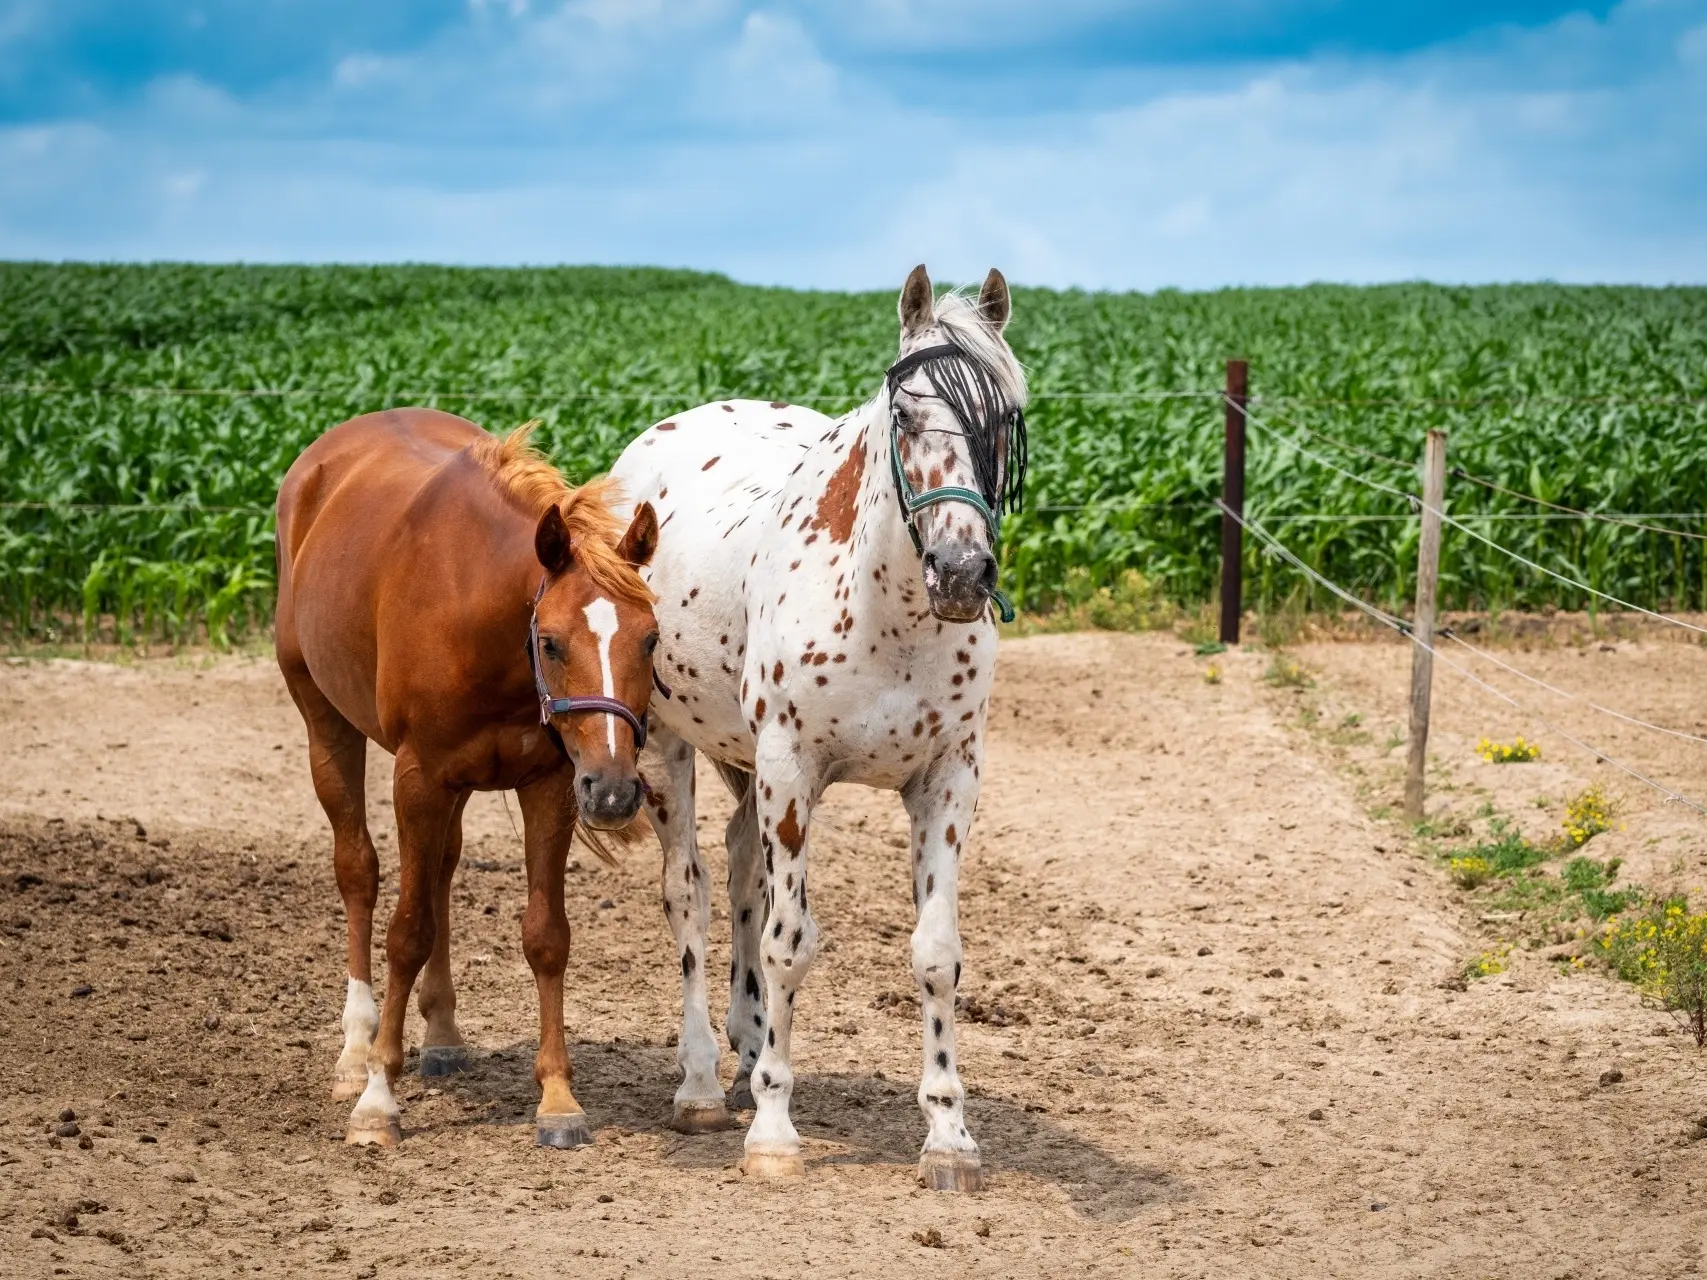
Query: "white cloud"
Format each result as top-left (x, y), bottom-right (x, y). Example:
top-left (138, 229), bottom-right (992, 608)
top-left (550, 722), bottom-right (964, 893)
top-left (0, 0), bottom-right (1702, 286)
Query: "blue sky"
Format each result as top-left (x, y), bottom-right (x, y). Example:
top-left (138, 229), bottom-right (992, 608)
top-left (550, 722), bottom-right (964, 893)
top-left (1, 1), bottom-right (1703, 289)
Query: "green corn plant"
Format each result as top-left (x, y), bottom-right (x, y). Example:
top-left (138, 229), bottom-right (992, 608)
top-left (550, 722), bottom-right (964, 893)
top-left (2, 265), bottom-right (1706, 640)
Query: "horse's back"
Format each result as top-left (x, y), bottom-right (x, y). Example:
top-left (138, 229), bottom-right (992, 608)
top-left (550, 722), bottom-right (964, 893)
top-left (613, 399), bottom-right (824, 494)
top-left (278, 409), bottom-right (484, 561)
top-left (611, 399), bottom-right (833, 764)
top-left (276, 409), bottom-right (487, 743)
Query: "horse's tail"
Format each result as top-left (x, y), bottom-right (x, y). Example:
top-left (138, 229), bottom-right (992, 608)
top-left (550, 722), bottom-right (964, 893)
top-left (712, 761), bottom-right (753, 801)
top-left (273, 457), bottom-right (329, 601)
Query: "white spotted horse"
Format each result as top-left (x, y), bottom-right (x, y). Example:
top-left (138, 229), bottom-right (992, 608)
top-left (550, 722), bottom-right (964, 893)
top-left (611, 265), bottom-right (1028, 1190)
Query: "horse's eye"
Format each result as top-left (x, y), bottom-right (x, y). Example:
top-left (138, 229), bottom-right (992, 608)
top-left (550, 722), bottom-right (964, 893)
top-left (643, 632), bottom-right (659, 656)
top-left (894, 403), bottom-right (913, 430)
top-left (542, 637), bottom-right (563, 661)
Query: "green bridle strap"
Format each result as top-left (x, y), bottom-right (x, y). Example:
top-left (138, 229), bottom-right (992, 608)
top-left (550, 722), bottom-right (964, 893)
top-left (888, 427), bottom-right (1016, 624)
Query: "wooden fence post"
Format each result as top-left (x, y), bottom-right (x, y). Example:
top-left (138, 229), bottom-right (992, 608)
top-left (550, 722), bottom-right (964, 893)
top-left (1219, 359), bottom-right (1249, 644)
top-left (1404, 429), bottom-right (1448, 822)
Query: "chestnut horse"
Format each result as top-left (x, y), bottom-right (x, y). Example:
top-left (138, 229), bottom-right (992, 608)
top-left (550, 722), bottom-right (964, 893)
top-left (275, 409), bottom-right (659, 1148)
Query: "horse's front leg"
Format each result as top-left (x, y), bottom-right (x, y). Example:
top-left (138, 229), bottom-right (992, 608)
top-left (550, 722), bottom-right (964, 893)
top-left (516, 770), bottom-right (592, 1148)
top-left (346, 749), bottom-right (458, 1145)
top-left (903, 751), bottom-right (985, 1191)
top-left (640, 725), bottom-right (726, 1132)
top-left (742, 738), bottom-right (821, 1178)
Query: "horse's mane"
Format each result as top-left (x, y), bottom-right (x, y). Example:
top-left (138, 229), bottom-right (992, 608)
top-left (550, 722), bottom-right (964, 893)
top-left (931, 290), bottom-right (1029, 409)
top-left (469, 421), bottom-right (655, 607)
top-left (469, 420), bottom-right (655, 864)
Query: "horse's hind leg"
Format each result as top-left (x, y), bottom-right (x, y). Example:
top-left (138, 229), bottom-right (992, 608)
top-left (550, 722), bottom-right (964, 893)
top-left (416, 791), bottom-right (471, 1077)
top-left (640, 725), bottom-right (725, 1132)
top-left (279, 654), bottom-right (380, 1100)
top-left (516, 769), bottom-right (591, 1148)
top-left (720, 767), bottom-right (767, 1109)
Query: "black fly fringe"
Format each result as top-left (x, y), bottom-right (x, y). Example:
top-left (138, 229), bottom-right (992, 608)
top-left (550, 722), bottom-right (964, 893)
top-left (917, 353), bottom-right (1029, 524)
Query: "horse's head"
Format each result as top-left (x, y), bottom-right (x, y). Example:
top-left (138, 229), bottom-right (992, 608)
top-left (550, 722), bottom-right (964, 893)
top-left (530, 499), bottom-right (660, 828)
top-left (887, 264), bottom-right (1028, 623)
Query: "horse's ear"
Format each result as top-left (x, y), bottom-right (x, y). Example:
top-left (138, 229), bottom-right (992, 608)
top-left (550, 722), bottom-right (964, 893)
top-left (977, 268), bottom-right (1011, 333)
top-left (534, 504), bottom-right (573, 576)
top-left (618, 501), bottom-right (658, 568)
top-left (898, 264), bottom-right (933, 334)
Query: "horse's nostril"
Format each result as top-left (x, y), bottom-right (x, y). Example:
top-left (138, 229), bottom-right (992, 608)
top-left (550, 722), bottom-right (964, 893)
top-left (977, 554), bottom-right (998, 593)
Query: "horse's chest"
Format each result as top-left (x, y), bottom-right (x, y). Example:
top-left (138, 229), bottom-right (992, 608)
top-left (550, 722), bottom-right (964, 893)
top-left (755, 610), bottom-right (992, 779)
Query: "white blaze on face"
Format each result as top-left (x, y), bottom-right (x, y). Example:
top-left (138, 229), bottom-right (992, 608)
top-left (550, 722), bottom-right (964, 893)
top-left (583, 597), bottom-right (620, 753)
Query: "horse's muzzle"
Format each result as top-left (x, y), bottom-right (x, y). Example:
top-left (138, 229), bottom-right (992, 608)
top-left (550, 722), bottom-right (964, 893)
top-left (922, 543), bottom-right (997, 623)
top-left (576, 769), bottom-right (643, 828)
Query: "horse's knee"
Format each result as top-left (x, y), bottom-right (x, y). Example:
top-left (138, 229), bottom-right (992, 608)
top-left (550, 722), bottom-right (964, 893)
top-left (911, 914), bottom-right (962, 994)
top-left (760, 908), bottom-right (819, 979)
top-left (386, 911), bottom-right (436, 975)
top-left (522, 906), bottom-right (570, 976)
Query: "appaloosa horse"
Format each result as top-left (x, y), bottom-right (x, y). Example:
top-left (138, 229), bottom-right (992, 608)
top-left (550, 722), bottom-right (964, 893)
top-left (611, 265), bottom-right (1027, 1189)
top-left (275, 409), bottom-right (659, 1148)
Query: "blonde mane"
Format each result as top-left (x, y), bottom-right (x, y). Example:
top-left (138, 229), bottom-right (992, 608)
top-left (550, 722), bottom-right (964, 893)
top-left (469, 421), bottom-right (655, 607)
top-left (932, 290), bottom-right (1028, 408)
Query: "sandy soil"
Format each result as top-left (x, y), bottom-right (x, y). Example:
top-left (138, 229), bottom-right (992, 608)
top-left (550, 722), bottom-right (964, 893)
top-left (1, 632), bottom-right (1703, 1279)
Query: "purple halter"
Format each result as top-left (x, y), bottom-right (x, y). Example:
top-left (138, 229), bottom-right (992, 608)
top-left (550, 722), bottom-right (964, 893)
top-left (525, 578), bottom-right (664, 754)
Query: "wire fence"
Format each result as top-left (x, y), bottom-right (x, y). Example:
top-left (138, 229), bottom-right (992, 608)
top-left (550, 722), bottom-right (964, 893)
top-left (1236, 397), bottom-right (1707, 637)
top-left (6, 381), bottom-right (1705, 407)
top-left (8, 371), bottom-right (1707, 814)
top-left (5, 380), bottom-right (1705, 526)
top-left (1205, 389), bottom-right (1707, 816)
top-left (9, 375), bottom-right (1707, 687)
top-left (1218, 496), bottom-right (1707, 814)
top-left (0, 382), bottom-right (1223, 404)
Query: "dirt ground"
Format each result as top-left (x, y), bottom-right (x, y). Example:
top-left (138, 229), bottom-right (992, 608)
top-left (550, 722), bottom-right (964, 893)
top-left (1, 630), bottom-right (1704, 1279)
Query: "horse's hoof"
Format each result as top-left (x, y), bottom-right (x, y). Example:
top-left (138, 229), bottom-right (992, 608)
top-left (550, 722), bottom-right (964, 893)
top-left (331, 1069), bottom-right (367, 1101)
top-left (670, 1099), bottom-right (730, 1134)
top-left (918, 1150), bottom-right (985, 1193)
top-left (730, 1076), bottom-right (756, 1111)
top-left (741, 1147), bottom-right (805, 1179)
top-left (536, 1112), bottom-right (592, 1149)
top-left (345, 1114), bottom-right (401, 1147)
top-left (418, 1045), bottom-right (469, 1078)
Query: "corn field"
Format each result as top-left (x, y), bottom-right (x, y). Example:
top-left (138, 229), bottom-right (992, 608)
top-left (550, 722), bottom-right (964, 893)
top-left (2, 263), bottom-right (1706, 642)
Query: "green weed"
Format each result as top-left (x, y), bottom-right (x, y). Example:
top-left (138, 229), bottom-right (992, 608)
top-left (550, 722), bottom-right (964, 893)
top-left (1264, 653), bottom-right (1312, 688)
top-left (1601, 900), bottom-right (1707, 1046)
